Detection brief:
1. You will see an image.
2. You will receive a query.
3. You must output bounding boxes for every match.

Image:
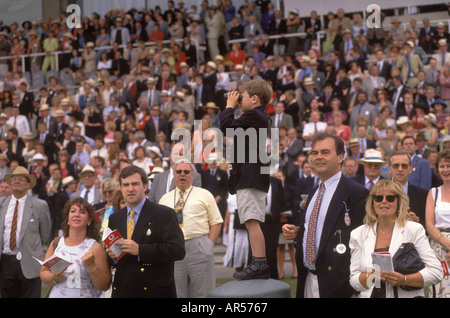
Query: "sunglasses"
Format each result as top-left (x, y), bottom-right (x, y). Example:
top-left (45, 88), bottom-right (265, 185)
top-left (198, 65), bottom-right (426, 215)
top-left (175, 170), bottom-right (191, 175)
top-left (391, 163), bottom-right (409, 169)
top-left (373, 195), bottom-right (398, 203)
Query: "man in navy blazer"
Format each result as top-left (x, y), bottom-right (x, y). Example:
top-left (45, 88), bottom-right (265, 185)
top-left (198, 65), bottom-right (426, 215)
top-left (402, 135), bottom-right (431, 190)
top-left (388, 150), bottom-right (428, 227)
top-left (107, 166), bottom-right (185, 298)
top-left (282, 133), bottom-right (368, 297)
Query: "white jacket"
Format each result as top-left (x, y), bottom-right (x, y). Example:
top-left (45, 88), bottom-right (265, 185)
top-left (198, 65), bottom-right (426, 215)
top-left (349, 220), bottom-right (443, 298)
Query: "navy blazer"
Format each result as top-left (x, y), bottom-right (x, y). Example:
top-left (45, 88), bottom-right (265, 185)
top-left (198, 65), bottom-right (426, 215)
top-left (407, 183), bottom-right (428, 228)
top-left (108, 199), bottom-right (185, 298)
top-left (409, 155), bottom-right (431, 190)
top-left (219, 105), bottom-right (271, 193)
top-left (295, 174), bottom-right (368, 298)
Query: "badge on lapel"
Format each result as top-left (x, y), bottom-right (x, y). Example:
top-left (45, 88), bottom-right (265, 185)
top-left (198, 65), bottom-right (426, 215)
top-left (146, 222), bottom-right (152, 236)
top-left (343, 201), bottom-right (351, 227)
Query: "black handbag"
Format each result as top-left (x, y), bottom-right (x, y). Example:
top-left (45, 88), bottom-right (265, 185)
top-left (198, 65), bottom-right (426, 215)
top-left (392, 242), bottom-right (425, 295)
top-left (233, 210), bottom-right (247, 230)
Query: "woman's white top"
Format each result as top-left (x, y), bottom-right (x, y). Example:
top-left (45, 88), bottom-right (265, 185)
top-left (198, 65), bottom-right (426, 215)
top-left (49, 238), bottom-right (101, 298)
top-left (432, 187), bottom-right (450, 228)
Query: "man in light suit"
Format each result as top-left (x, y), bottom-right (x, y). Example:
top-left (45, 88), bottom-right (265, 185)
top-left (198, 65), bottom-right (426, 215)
top-left (349, 91), bottom-right (377, 130)
top-left (139, 77), bottom-right (161, 108)
top-left (388, 150), bottom-right (428, 227)
top-left (0, 166), bottom-right (51, 298)
top-left (282, 133), bottom-right (368, 297)
top-left (396, 41), bottom-right (424, 88)
top-left (70, 165), bottom-right (101, 205)
top-left (432, 39), bottom-right (450, 70)
top-left (402, 135), bottom-right (431, 191)
top-left (110, 17), bottom-right (131, 46)
top-left (148, 144), bottom-right (201, 204)
top-left (270, 101), bottom-right (294, 131)
top-left (362, 64), bottom-right (386, 104)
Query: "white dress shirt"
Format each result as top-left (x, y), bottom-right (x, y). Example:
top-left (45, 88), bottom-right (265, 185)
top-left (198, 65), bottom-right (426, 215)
top-left (2, 195), bottom-right (27, 254)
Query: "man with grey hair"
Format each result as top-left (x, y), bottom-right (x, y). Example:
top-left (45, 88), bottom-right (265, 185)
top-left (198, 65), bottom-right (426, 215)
top-left (159, 158), bottom-right (223, 298)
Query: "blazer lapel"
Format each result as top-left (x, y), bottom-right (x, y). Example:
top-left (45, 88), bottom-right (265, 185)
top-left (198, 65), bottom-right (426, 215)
top-left (317, 176), bottom-right (347, 258)
top-left (19, 196), bottom-right (33, 243)
top-left (132, 199), bottom-right (152, 243)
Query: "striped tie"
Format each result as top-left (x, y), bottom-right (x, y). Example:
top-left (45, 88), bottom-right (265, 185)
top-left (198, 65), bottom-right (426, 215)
top-left (10, 200), bottom-right (19, 251)
top-left (305, 182), bottom-right (325, 265)
top-left (127, 210), bottom-right (135, 239)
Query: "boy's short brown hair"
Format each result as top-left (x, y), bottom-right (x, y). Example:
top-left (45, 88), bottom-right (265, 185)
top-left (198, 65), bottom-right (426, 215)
top-left (239, 79), bottom-right (273, 106)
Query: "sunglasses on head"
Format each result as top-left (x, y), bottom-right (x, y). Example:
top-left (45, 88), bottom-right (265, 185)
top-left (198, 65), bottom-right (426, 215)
top-left (373, 195), bottom-right (398, 203)
top-left (175, 169), bottom-right (191, 175)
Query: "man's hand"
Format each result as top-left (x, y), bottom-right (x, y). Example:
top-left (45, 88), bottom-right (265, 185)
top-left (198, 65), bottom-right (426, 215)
top-left (282, 224), bottom-right (299, 240)
top-left (115, 239), bottom-right (139, 256)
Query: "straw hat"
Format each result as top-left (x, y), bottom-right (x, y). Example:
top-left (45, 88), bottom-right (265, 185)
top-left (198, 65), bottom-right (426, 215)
top-left (4, 166), bottom-right (36, 188)
top-left (396, 116), bottom-right (410, 125)
top-left (206, 61), bottom-right (216, 70)
top-left (349, 138), bottom-right (360, 147)
top-left (79, 165), bottom-right (97, 176)
top-left (148, 167), bottom-right (164, 180)
top-left (21, 132), bottom-right (34, 140)
top-left (0, 153), bottom-right (9, 163)
top-left (147, 146), bottom-right (162, 157)
top-left (39, 104), bottom-right (50, 112)
top-left (303, 77), bottom-right (314, 86)
top-left (358, 149), bottom-right (386, 165)
top-left (204, 102), bottom-right (220, 111)
top-left (31, 153), bottom-right (47, 162)
top-left (62, 176), bottom-right (76, 187)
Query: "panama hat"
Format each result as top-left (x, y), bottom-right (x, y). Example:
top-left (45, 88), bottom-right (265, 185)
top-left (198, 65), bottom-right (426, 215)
top-left (358, 149), bottom-right (386, 165)
top-left (79, 165), bottom-right (97, 176)
top-left (4, 166), bottom-right (36, 188)
top-left (148, 167), bottom-right (165, 180)
top-left (62, 176), bottom-right (76, 187)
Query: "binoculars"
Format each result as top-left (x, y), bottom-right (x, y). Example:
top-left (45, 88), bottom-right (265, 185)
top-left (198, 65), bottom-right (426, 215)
top-left (224, 92), bottom-right (242, 103)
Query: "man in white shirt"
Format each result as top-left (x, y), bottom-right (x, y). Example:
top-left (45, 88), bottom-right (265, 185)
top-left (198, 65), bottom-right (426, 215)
top-left (7, 104), bottom-right (30, 138)
top-left (302, 110), bottom-right (327, 148)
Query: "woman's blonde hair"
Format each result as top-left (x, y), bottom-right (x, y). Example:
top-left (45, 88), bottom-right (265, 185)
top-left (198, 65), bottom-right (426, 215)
top-left (364, 179), bottom-right (409, 226)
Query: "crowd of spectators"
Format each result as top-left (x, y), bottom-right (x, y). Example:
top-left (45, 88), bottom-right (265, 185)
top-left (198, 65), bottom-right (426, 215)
top-left (0, 1), bottom-right (448, 264)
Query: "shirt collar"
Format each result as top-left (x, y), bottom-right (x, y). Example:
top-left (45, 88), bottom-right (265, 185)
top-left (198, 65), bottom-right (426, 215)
top-left (321, 171), bottom-right (342, 189)
top-left (127, 197), bottom-right (146, 216)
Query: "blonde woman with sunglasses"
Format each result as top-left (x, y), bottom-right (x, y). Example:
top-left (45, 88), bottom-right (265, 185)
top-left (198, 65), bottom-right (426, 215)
top-left (349, 179), bottom-right (442, 298)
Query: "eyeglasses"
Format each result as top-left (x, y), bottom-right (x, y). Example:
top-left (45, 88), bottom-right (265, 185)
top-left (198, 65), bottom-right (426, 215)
top-left (11, 176), bottom-right (28, 182)
top-left (175, 170), bottom-right (191, 175)
top-left (373, 195), bottom-right (398, 203)
top-left (391, 163), bottom-right (409, 169)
